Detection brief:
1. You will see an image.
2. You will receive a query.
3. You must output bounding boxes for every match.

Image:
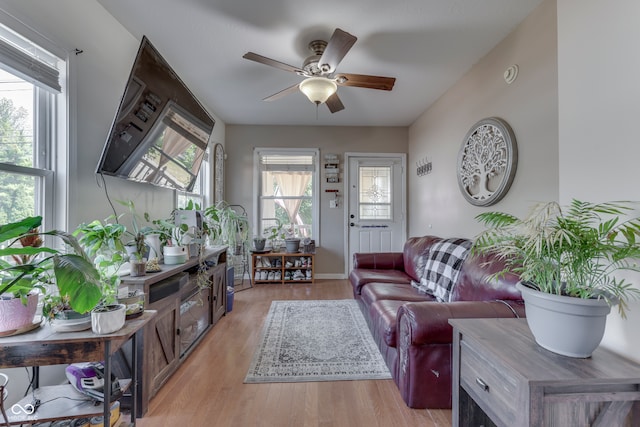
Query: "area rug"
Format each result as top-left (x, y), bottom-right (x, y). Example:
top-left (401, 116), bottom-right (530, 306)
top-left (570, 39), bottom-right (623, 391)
top-left (244, 299), bottom-right (392, 383)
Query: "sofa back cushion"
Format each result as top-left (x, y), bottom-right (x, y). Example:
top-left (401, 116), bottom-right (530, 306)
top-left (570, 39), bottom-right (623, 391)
top-left (449, 251), bottom-right (522, 302)
top-left (402, 236), bottom-right (442, 282)
top-left (413, 238), bottom-right (472, 302)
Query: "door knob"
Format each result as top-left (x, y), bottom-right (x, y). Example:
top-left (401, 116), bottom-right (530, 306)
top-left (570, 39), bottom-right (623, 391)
top-left (350, 214), bottom-right (355, 219)
top-left (350, 223), bottom-right (355, 227)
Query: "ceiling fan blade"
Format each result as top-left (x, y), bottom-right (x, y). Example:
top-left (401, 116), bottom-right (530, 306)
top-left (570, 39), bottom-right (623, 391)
top-left (262, 83), bottom-right (300, 102)
top-left (325, 92), bottom-right (345, 113)
top-left (335, 73), bottom-right (396, 91)
top-left (318, 29), bottom-right (357, 74)
top-left (243, 52), bottom-right (305, 75)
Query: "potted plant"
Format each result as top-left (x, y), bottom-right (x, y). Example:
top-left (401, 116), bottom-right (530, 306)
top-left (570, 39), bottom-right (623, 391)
top-left (0, 216), bottom-right (104, 334)
top-left (203, 202), bottom-right (249, 255)
top-left (263, 220), bottom-right (285, 252)
top-left (42, 294), bottom-right (92, 332)
top-left (252, 236), bottom-right (266, 251)
top-left (473, 199), bottom-right (640, 357)
top-left (73, 217), bottom-right (131, 334)
top-left (150, 214), bottom-right (191, 264)
top-left (118, 200), bottom-right (159, 275)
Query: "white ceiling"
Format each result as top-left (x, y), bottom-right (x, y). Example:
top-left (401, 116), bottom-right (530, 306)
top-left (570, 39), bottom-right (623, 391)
top-left (97, 0), bottom-right (542, 127)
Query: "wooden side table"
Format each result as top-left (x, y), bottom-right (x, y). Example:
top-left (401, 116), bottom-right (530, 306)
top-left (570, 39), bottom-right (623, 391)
top-left (450, 318), bottom-right (640, 427)
top-left (0, 311), bottom-right (155, 426)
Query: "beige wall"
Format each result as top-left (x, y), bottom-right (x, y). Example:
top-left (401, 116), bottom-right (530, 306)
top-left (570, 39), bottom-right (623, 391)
top-left (558, 0), bottom-right (640, 361)
top-left (408, 0), bottom-right (559, 239)
top-left (225, 125), bottom-right (408, 276)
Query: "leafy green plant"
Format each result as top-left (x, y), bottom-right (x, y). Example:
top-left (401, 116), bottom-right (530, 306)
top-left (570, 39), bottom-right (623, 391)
top-left (73, 216), bottom-right (130, 304)
top-left (117, 200), bottom-right (156, 261)
top-left (203, 201), bottom-right (249, 252)
top-left (73, 216), bottom-right (126, 269)
top-left (473, 200), bottom-right (640, 315)
top-left (0, 216), bottom-right (103, 313)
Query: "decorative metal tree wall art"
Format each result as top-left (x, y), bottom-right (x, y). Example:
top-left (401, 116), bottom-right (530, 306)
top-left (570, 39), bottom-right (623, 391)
top-left (457, 117), bottom-right (517, 206)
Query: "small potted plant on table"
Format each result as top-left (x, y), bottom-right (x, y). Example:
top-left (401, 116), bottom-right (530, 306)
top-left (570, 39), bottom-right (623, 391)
top-left (473, 199), bottom-right (640, 357)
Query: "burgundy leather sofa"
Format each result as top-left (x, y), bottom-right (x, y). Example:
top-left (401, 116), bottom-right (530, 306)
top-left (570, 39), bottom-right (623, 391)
top-left (349, 235), bottom-right (525, 409)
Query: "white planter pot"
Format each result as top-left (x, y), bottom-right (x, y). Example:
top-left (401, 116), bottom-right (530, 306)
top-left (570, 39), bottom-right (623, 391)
top-left (145, 234), bottom-right (163, 262)
top-left (51, 310), bottom-right (91, 333)
top-left (163, 245), bottom-right (188, 264)
top-left (91, 304), bottom-right (126, 335)
top-left (285, 238), bottom-right (300, 253)
top-left (517, 282), bottom-right (613, 358)
top-left (0, 293), bottom-right (38, 333)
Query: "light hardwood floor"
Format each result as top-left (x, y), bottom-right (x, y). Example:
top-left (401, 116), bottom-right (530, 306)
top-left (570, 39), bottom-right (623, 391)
top-left (136, 279), bottom-right (452, 427)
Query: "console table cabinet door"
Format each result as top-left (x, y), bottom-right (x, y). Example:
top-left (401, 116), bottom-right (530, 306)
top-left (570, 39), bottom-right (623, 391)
top-left (148, 295), bottom-right (180, 397)
top-left (211, 264), bottom-right (226, 323)
top-left (451, 318), bottom-right (640, 427)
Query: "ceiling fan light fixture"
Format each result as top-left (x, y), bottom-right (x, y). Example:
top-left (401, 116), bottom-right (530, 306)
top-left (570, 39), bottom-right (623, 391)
top-left (299, 77), bottom-right (337, 105)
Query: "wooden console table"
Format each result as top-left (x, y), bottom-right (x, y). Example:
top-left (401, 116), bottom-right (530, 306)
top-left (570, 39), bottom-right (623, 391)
top-left (0, 311), bottom-right (155, 427)
top-left (450, 318), bottom-right (640, 427)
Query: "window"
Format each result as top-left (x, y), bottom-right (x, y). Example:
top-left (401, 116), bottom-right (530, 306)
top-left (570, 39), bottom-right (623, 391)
top-left (176, 147), bottom-right (210, 210)
top-left (254, 148), bottom-right (319, 241)
top-left (0, 19), bottom-right (65, 231)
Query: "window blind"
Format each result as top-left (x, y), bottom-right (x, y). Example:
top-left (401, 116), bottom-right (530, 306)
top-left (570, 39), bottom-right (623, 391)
top-left (0, 23), bottom-right (61, 93)
top-left (259, 153), bottom-right (316, 172)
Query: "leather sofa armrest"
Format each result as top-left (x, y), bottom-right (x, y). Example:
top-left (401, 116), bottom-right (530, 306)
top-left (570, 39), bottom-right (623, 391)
top-left (353, 252), bottom-right (405, 270)
top-left (397, 300), bottom-right (525, 345)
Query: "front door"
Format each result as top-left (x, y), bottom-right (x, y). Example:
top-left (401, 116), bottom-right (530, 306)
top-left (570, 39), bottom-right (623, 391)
top-left (345, 154), bottom-right (406, 272)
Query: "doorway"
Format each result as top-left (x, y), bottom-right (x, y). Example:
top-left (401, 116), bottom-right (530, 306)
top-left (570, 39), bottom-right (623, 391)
top-left (344, 153), bottom-right (407, 274)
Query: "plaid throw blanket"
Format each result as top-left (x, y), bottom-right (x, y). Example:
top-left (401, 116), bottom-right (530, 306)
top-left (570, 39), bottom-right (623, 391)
top-left (413, 238), bottom-right (472, 302)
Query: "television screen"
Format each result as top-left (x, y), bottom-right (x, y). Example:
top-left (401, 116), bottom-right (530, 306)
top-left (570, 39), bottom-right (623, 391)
top-left (97, 36), bottom-right (215, 192)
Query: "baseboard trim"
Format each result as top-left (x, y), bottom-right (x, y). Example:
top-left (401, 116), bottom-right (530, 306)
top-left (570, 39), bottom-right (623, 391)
top-left (315, 273), bottom-right (347, 280)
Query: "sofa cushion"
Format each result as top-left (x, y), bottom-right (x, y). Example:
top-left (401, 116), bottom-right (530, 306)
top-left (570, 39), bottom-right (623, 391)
top-left (350, 268), bottom-right (411, 295)
top-left (402, 236), bottom-right (442, 282)
top-left (415, 238), bottom-right (472, 302)
top-left (361, 282), bottom-right (435, 308)
top-left (450, 252), bottom-right (523, 302)
top-left (369, 300), bottom-right (406, 347)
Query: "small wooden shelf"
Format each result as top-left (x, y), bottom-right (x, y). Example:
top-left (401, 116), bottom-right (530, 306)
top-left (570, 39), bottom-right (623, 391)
top-left (5, 380), bottom-right (131, 425)
top-left (251, 252), bottom-right (315, 284)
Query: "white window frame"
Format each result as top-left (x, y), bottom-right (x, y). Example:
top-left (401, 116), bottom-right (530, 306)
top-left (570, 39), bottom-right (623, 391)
top-left (175, 145), bottom-right (211, 210)
top-left (0, 11), bottom-right (67, 235)
top-left (253, 148), bottom-right (320, 245)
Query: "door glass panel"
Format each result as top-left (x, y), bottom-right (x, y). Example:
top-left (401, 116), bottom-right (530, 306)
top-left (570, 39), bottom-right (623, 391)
top-left (358, 166), bottom-right (392, 220)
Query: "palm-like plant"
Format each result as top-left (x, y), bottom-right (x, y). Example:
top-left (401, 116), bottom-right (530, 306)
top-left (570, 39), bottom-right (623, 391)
top-left (473, 200), bottom-right (640, 315)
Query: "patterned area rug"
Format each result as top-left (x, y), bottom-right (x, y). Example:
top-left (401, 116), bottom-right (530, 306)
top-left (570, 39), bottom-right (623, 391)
top-left (244, 299), bottom-right (392, 383)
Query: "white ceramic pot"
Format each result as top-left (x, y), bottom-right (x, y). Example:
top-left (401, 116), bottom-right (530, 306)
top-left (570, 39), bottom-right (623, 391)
top-left (163, 245), bottom-right (188, 264)
top-left (0, 293), bottom-right (38, 333)
top-left (91, 304), bottom-right (126, 335)
top-left (517, 282), bottom-right (613, 358)
top-left (145, 234), bottom-right (163, 262)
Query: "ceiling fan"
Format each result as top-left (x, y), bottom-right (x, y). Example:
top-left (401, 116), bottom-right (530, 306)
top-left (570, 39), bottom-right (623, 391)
top-left (242, 28), bottom-right (396, 113)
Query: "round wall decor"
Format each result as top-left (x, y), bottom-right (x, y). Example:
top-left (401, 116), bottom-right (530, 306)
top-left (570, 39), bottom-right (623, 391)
top-left (457, 117), bottom-right (517, 206)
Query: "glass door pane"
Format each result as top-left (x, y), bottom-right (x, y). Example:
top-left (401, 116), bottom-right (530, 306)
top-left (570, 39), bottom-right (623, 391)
top-left (358, 166), bottom-right (392, 220)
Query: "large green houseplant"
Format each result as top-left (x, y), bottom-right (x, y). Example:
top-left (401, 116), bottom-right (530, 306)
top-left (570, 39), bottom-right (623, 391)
top-left (0, 216), bottom-right (104, 332)
top-left (473, 199), bottom-right (640, 357)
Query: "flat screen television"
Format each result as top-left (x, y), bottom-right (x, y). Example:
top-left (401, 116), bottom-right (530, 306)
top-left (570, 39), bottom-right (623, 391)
top-left (96, 36), bottom-right (215, 192)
